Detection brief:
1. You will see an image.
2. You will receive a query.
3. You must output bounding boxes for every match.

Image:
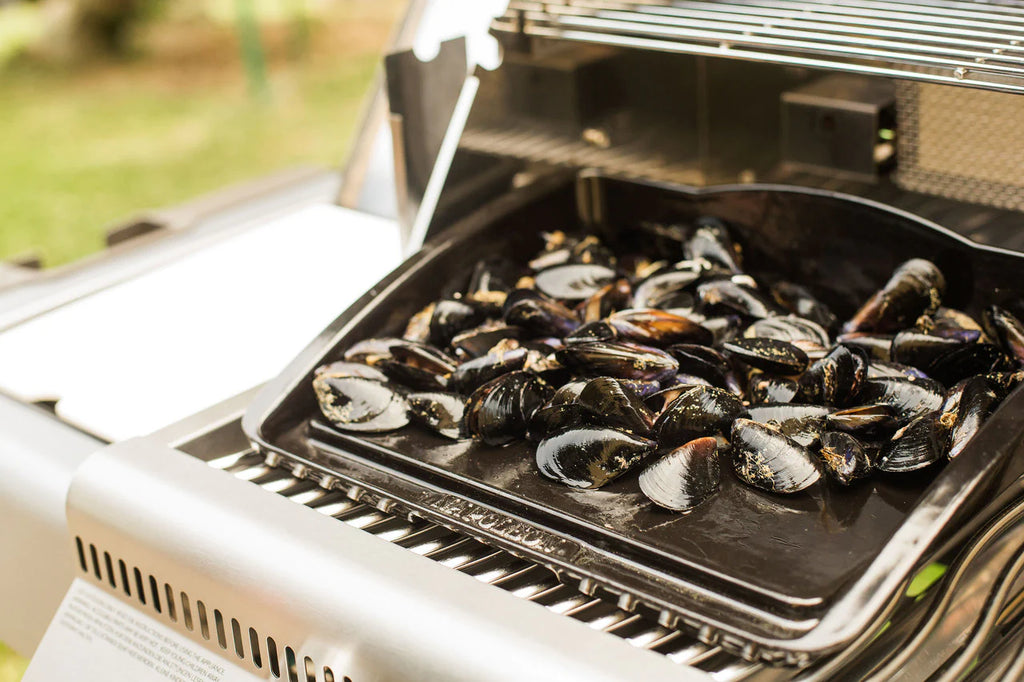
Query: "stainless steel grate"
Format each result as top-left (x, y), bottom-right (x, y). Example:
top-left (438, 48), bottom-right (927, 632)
top-left (494, 0), bottom-right (1024, 93)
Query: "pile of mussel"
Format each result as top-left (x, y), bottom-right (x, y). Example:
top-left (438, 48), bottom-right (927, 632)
top-left (312, 219), bottom-right (1024, 513)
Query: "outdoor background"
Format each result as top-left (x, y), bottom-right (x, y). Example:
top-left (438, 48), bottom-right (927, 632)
top-left (0, 0), bottom-right (403, 677)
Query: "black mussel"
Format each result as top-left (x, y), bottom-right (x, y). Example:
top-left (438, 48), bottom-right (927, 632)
top-left (745, 403), bottom-right (833, 425)
top-left (465, 372), bottom-right (552, 446)
top-left (745, 315), bottom-right (830, 348)
top-left (550, 379), bottom-right (590, 405)
top-left (948, 376), bottom-right (1000, 458)
top-left (389, 340), bottom-right (457, 375)
top-left (377, 359), bottom-right (449, 391)
top-left (697, 280), bottom-right (782, 319)
top-left (876, 411), bottom-right (947, 473)
top-left (731, 419), bottom-right (821, 494)
top-left (535, 263), bottom-right (617, 302)
top-left (633, 262), bottom-right (705, 309)
top-left (466, 258), bottom-right (516, 311)
top-left (570, 235), bottom-right (616, 267)
top-left (529, 247), bottom-right (570, 272)
top-left (618, 378), bottom-right (662, 398)
top-left (527, 403), bottom-right (591, 441)
top-left (343, 337), bottom-right (405, 365)
top-left (577, 377), bottom-right (655, 436)
top-left (858, 377), bottom-right (944, 425)
top-left (684, 217), bottom-right (743, 273)
top-left (987, 370), bottom-right (1024, 396)
top-left (450, 346), bottom-right (529, 394)
top-left (608, 309), bottom-right (713, 346)
top-left (407, 392), bottom-right (467, 440)
top-left (844, 259), bottom-right (946, 334)
top-left (645, 385), bottom-right (702, 415)
top-left (429, 299), bottom-right (486, 347)
top-left (503, 289), bottom-right (580, 337)
top-left (867, 360), bottom-right (929, 381)
top-left (404, 302), bottom-right (435, 343)
top-left (890, 330), bottom-right (965, 370)
top-left (451, 323), bottom-right (523, 360)
top-left (565, 320), bottom-right (619, 344)
top-left (926, 343), bottom-right (1014, 386)
top-left (536, 427), bottom-right (655, 488)
top-left (313, 361), bottom-right (389, 382)
top-left (749, 374), bottom-right (799, 404)
top-left (826, 405), bottom-right (898, 439)
top-left (771, 282), bottom-right (838, 333)
top-left (819, 432), bottom-right (873, 485)
top-left (556, 341), bottom-right (679, 382)
top-left (722, 338), bottom-right (809, 375)
top-left (576, 278), bottom-right (632, 322)
top-left (667, 344), bottom-right (742, 393)
top-left (639, 437), bottom-right (720, 512)
top-left (985, 305), bottom-right (1024, 363)
top-left (655, 386), bottom-right (744, 448)
top-left (838, 333), bottom-right (893, 361)
top-left (926, 307), bottom-right (986, 343)
top-left (313, 375), bottom-right (409, 433)
top-left (701, 315), bottom-right (743, 344)
top-left (773, 416), bottom-right (825, 449)
top-left (797, 345), bottom-right (866, 406)
top-left (661, 373), bottom-right (715, 389)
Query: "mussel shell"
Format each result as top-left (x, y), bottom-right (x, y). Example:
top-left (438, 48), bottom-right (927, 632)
top-left (697, 280), bottom-right (781, 319)
top-left (667, 344), bottom-right (741, 393)
top-left (577, 377), bottom-right (655, 436)
top-left (639, 437), bottom-right (720, 512)
top-left (407, 392), bottom-right (467, 440)
top-left (818, 431), bottom-right (873, 485)
top-left (377, 360), bottom-right (449, 391)
top-left (928, 307), bottom-right (986, 342)
top-left (745, 403), bottom-right (833, 424)
top-left (771, 282), bottom-right (838, 333)
top-left (389, 341), bottom-right (458, 375)
top-left (925, 343), bottom-right (1014, 386)
top-left (503, 289), bottom-right (581, 337)
top-left (985, 305), bottom-right (1024, 363)
top-left (527, 403), bottom-right (591, 441)
top-left (450, 347), bottom-right (528, 394)
top-left (987, 370), bottom-right (1024, 396)
top-left (550, 379), bottom-right (590, 405)
top-left (313, 361), bottom-right (389, 382)
top-left (731, 419), bottom-right (822, 494)
top-left (645, 385), bottom-right (703, 414)
top-left (403, 302), bottom-right (435, 343)
top-left (722, 338), bottom-right (809, 375)
top-left (797, 344), bottom-right (866, 406)
top-left (343, 337), bottom-right (405, 365)
top-left (451, 324), bottom-right (523, 359)
top-left (858, 377), bottom-right (944, 425)
top-left (876, 411), bottom-right (947, 473)
top-left (745, 315), bottom-right (830, 347)
top-left (576, 278), bottom-right (632, 322)
top-left (534, 263), bottom-right (617, 302)
top-left (466, 258), bottom-right (516, 310)
top-left (826, 405), bottom-right (898, 439)
top-left (313, 375), bottom-right (409, 433)
top-left (684, 217), bottom-right (743, 273)
top-left (838, 333), bottom-right (893, 361)
top-left (633, 264), bottom-right (705, 309)
top-left (701, 315), bottom-right (743, 344)
top-left (948, 376), bottom-right (1000, 458)
top-left (748, 375), bottom-right (799, 404)
top-left (843, 258), bottom-right (946, 333)
top-left (465, 371), bottom-right (553, 446)
top-left (565, 320), bottom-right (618, 344)
top-left (890, 330), bottom-right (964, 370)
top-left (655, 386), bottom-right (744, 448)
top-left (608, 309), bottom-right (713, 346)
top-left (429, 299), bottom-right (486, 347)
top-left (536, 427), bottom-right (656, 488)
top-left (556, 341), bottom-right (679, 382)
top-left (867, 360), bottom-right (929, 381)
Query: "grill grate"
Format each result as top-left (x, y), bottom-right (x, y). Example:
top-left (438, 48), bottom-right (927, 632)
top-left (494, 0), bottom-right (1024, 93)
top-left (208, 450), bottom-right (774, 680)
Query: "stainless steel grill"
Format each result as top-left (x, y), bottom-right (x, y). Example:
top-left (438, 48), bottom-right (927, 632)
top-left (494, 0), bottom-right (1024, 93)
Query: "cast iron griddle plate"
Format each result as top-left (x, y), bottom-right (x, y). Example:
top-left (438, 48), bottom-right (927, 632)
top-left (245, 174), bottom-right (1024, 660)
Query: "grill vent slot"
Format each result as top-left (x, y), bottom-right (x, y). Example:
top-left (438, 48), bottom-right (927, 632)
top-left (73, 537), bottom-right (346, 682)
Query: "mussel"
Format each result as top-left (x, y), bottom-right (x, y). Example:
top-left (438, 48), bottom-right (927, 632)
top-left (876, 411), bottom-right (947, 473)
top-left (313, 375), bottom-right (409, 433)
top-left (429, 299), bottom-right (486, 347)
top-left (858, 377), bottom-right (944, 425)
top-left (556, 341), bottom-right (679, 382)
top-left (748, 375), bottom-right (799, 404)
top-left (608, 308), bottom-right (713, 346)
top-left (826, 405), bottom-right (898, 439)
top-left (697, 280), bottom-right (781, 319)
top-left (465, 371), bottom-right (552, 446)
top-left (534, 263), bottom-right (617, 302)
top-left (536, 427), bottom-right (655, 488)
top-left (731, 419), bottom-right (821, 493)
top-left (313, 361), bottom-right (389, 382)
top-left (771, 282), bottom-right (838, 333)
top-left (655, 386), bottom-right (744, 448)
top-left (844, 259), bottom-right (946, 333)
top-left (985, 305), bottom-right (1024, 363)
top-left (797, 344), bottom-right (866, 406)
top-left (577, 377), bottom-right (655, 436)
top-left (818, 431), bottom-right (873, 485)
top-left (947, 376), bottom-right (1000, 458)
top-left (503, 289), bottom-right (580, 337)
top-left (639, 437), bottom-right (720, 511)
top-left (450, 346), bottom-right (528, 393)
top-left (633, 262), bottom-right (705, 309)
top-left (722, 338), bottom-right (809, 375)
top-left (684, 216), bottom-right (743, 273)
top-left (407, 392), bottom-right (467, 440)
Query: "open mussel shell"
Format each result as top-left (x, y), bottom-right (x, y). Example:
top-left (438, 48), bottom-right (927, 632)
top-left (465, 257), bottom-right (516, 311)
top-left (556, 341), bottom-right (679, 382)
top-left (465, 371), bottom-right (553, 446)
top-left (818, 431), bottom-right (873, 485)
top-left (745, 315), bottom-right (830, 347)
top-left (655, 385), bottom-right (744, 449)
top-left (843, 258), bottom-right (945, 334)
top-left (858, 377), bottom-right (944, 426)
top-left (697, 280), bottom-right (781, 319)
top-left (407, 392), bottom-right (467, 440)
top-left (608, 308), bottom-right (713, 346)
top-left (429, 299), bottom-right (486, 347)
top-left (313, 361), bottom-right (389, 382)
top-left (536, 427), bottom-right (656, 489)
top-left (503, 289), bottom-right (580, 337)
top-left (876, 411), bottom-right (947, 473)
top-left (377, 359), bottom-right (449, 392)
top-left (948, 376), bottom-right (1001, 458)
top-left (771, 282), bottom-right (838, 333)
top-left (684, 217), bottom-right (743, 274)
top-left (722, 337), bottom-right (809, 375)
top-left (313, 375), bottom-right (409, 433)
top-left (577, 377), bottom-right (655, 436)
top-left (450, 346), bottom-right (528, 394)
top-left (797, 344), bottom-right (866, 406)
top-left (731, 419), bottom-right (822, 494)
top-left (451, 323), bottom-right (523, 359)
top-left (985, 305), bottom-right (1024, 363)
top-left (925, 343), bottom-right (1014, 386)
top-left (534, 263), bottom-right (617, 302)
top-left (633, 263), bottom-right (704, 309)
top-left (826, 405), bottom-right (898, 439)
top-left (639, 437), bottom-right (720, 512)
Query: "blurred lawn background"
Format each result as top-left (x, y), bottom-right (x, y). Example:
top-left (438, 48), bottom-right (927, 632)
top-left (0, 0), bottom-right (402, 678)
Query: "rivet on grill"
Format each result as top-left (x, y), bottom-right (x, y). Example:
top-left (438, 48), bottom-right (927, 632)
top-left (954, 67), bottom-right (968, 79)
top-left (318, 474), bottom-right (339, 490)
top-left (657, 611), bottom-right (679, 629)
top-left (697, 624), bottom-right (718, 645)
top-left (264, 452), bottom-right (282, 468)
top-left (616, 593), bottom-right (636, 611)
top-left (291, 464), bottom-right (308, 479)
top-left (579, 577), bottom-right (597, 595)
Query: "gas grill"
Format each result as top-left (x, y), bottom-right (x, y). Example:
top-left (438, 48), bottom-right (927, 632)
top-left (14, 1), bottom-right (1024, 681)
